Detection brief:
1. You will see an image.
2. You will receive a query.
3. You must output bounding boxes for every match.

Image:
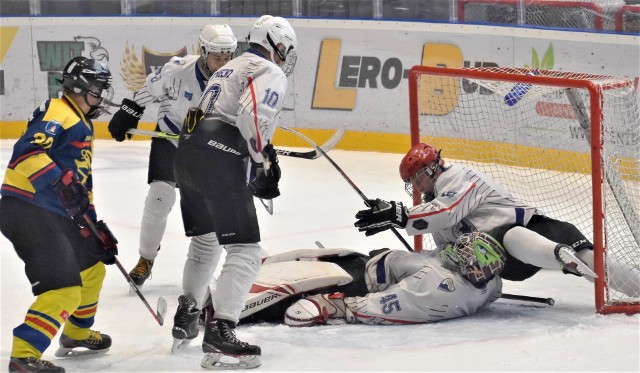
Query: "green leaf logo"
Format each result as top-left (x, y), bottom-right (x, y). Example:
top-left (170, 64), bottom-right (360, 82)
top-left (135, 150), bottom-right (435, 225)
top-left (525, 43), bottom-right (554, 70)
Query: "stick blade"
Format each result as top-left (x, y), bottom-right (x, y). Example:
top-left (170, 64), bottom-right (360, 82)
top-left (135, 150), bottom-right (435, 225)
top-left (317, 125), bottom-right (346, 155)
top-left (259, 198), bottom-right (273, 215)
top-left (156, 297), bottom-right (167, 326)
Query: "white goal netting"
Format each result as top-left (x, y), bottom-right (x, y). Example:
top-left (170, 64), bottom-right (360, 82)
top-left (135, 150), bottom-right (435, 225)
top-left (410, 66), bottom-right (639, 313)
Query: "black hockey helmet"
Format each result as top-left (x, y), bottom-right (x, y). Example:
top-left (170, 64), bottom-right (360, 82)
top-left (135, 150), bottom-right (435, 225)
top-left (61, 56), bottom-right (114, 117)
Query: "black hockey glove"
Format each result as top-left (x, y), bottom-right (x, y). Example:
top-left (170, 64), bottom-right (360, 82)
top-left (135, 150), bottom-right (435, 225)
top-left (248, 144), bottom-right (281, 200)
top-left (354, 199), bottom-right (408, 237)
top-left (108, 98), bottom-right (144, 142)
top-left (95, 220), bottom-right (118, 265)
top-left (53, 169), bottom-right (89, 223)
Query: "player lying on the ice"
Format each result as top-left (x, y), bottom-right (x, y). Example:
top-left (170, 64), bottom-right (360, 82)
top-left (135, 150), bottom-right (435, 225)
top-left (213, 231), bottom-right (507, 326)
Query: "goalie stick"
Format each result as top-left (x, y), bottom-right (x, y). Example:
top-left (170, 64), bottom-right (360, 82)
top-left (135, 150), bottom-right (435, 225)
top-left (500, 293), bottom-right (555, 305)
top-left (281, 127), bottom-right (414, 252)
top-left (125, 127), bottom-right (346, 160)
top-left (80, 214), bottom-right (167, 326)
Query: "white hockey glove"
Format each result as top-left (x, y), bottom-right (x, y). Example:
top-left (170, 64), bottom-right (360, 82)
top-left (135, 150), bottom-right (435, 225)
top-left (354, 199), bottom-right (408, 236)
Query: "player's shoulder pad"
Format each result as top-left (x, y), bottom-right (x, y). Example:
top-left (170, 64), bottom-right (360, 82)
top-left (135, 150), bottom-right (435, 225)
top-left (162, 55), bottom-right (198, 77)
top-left (168, 55), bottom-right (187, 65)
top-left (48, 98), bottom-right (82, 130)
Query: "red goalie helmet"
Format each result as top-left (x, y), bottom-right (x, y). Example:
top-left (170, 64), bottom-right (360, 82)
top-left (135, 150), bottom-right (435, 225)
top-left (399, 143), bottom-right (444, 182)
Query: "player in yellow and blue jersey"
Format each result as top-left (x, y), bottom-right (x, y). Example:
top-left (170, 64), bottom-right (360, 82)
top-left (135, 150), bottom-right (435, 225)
top-left (0, 57), bottom-right (118, 373)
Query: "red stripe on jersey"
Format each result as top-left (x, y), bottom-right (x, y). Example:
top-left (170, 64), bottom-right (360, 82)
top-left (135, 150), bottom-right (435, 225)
top-left (28, 163), bottom-right (56, 182)
top-left (25, 316), bottom-right (58, 336)
top-left (352, 313), bottom-right (421, 325)
top-left (69, 140), bottom-right (91, 148)
top-left (8, 150), bottom-right (45, 168)
top-left (1, 185), bottom-right (35, 198)
top-left (246, 76), bottom-right (262, 152)
top-left (409, 182), bottom-right (476, 219)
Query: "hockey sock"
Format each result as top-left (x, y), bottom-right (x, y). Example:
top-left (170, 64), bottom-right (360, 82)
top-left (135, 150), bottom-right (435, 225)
top-left (12, 286), bottom-right (81, 358)
top-left (182, 233), bottom-right (223, 309)
top-left (139, 181), bottom-right (176, 260)
top-left (503, 226), bottom-right (561, 269)
top-left (212, 243), bottom-right (262, 323)
top-left (62, 262), bottom-right (106, 341)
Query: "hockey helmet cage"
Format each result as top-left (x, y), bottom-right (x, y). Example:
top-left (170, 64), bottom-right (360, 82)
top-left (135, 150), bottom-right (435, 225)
top-left (248, 15), bottom-right (297, 75)
top-left (399, 143), bottom-right (444, 183)
top-left (199, 24), bottom-right (238, 56)
top-left (440, 232), bottom-right (507, 288)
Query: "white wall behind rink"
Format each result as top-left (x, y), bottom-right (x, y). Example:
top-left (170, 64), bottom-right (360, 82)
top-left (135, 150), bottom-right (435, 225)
top-left (0, 17), bottom-right (638, 149)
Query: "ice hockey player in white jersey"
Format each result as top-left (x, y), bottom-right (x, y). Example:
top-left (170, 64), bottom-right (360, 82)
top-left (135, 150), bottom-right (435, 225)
top-left (170, 15), bottom-right (297, 370)
top-left (107, 24), bottom-right (237, 288)
top-left (282, 232), bottom-right (505, 326)
top-left (354, 142), bottom-right (639, 298)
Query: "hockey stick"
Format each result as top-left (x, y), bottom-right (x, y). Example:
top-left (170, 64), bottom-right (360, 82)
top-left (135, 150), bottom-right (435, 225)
top-left (500, 293), bottom-right (555, 306)
top-left (126, 127), bottom-right (347, 160)
top-left (80, 215), bottom-right (167, 326)
top-left (280, 126), bottom-right (414, 252)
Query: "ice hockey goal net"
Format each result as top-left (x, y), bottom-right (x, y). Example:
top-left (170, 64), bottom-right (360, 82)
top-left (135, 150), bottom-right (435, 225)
top-left (408, 65), bottom-right (639, 314)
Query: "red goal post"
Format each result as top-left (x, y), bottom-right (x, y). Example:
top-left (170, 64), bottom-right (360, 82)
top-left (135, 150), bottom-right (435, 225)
top-left (408, 65), bottom-right (639, 314)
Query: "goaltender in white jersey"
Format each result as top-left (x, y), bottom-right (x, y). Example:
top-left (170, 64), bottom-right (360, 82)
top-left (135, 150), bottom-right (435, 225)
top-left (261, 232), bottom-right (506, 326)
top-left (344, 248), bottom-right (502, 324)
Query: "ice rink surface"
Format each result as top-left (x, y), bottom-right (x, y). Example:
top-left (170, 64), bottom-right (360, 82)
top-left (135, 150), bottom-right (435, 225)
top-left (1, 140), bottom-right (639, 372)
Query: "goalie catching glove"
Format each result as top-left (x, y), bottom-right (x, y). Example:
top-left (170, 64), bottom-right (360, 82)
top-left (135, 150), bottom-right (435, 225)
top-left (108, 98), bottom-right (144, 142)
top-left (248, 143), bottom-right (281, 200)
top-left (354, 199), bottom-right (408, 236)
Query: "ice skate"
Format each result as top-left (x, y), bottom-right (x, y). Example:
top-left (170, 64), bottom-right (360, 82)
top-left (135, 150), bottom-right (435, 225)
top-left (201, 319), bottom-right (261, 370)
top-left (8, 357), bottom-right (65, 372)
top-left (54, 330), bottom-right (111, 357)
top-left (128, 256), bottom-right (154, 292)
top-left (171, 295), bottom-right (200, 353)
top-left (555, 244), bottom-right (598, 278)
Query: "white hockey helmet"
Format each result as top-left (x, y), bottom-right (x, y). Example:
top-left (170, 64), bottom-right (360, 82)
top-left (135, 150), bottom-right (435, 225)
top-left (248, 15), bottom-right (297, 75)
top-left (199, 24), bottom-right (238, 57)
